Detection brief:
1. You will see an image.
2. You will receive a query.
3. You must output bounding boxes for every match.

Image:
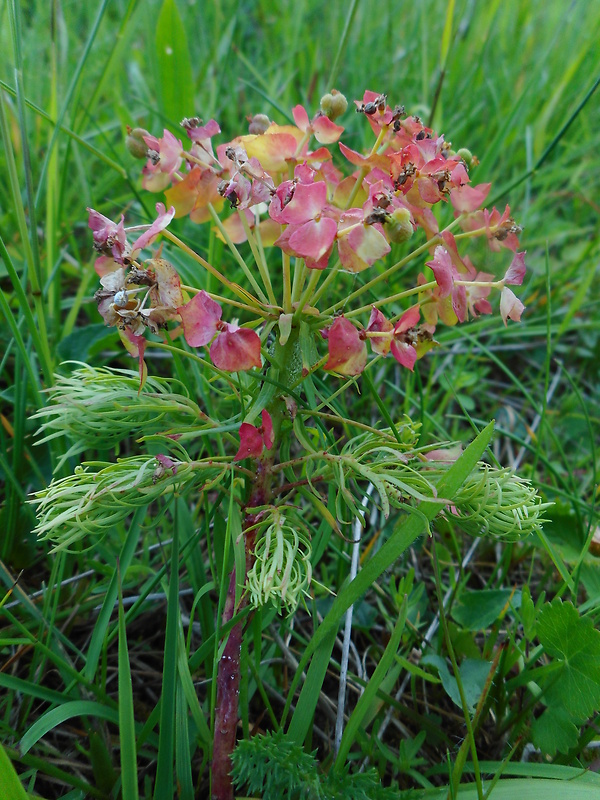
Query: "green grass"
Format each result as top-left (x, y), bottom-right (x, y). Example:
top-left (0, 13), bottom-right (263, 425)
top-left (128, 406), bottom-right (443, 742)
top-left (1, 0), bottom-right (599, 798)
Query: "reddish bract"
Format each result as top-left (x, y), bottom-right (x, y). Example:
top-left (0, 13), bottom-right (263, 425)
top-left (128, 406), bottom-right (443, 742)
top-left (210, 324), bottom-right (262, 372)
top-left (234, 409), bottom-right (274, 461)
top-left (324, 317), bottom-right (367, 376)
top-left (177, 290), bottom-right (222, 347)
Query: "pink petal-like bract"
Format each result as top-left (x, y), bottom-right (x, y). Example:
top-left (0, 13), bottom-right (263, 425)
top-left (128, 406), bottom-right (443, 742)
top-left (279, 181), bottom-right (328, 225)
top-left (130, 203), bottom-right (175, 258)
top-left (288, 217), bottom-right (337, 261)
top-left (261, 409), bottom-right (274, 450)
top-left (343, 222), bottom-right (390, 271)
top-left (156, 454), bottom-right (178, 475)
top-left (424, 444), bottom-right (463, 463)
top-left (148, 258), bottom-right (183, 309)
top-left (324, 317), bottom-right (367, 376)
top-left (234, 423), bottom-right (264, 461)
top-left (143, 129), bottom-right (183, 174)
top-left (311, 114), bottom-right (345, 144)
top-left (187, 119), bottom-right (220, 142)
top-left (164, 166), bottom-right (203, 217)
top-left (500, 286), bottom-right (525, 325)
top-left (426, 246), bottom-right (454, 297)
top-left (394, 305), bottom-right (420, 334)
top-left (504, 251), bottom-right (526, 286)
top-left (390, 340), bottom-right (417, 371)
top-left (120, 329), bottom-right (148, 389)
top-left (366, 307), bottom-right (393, 356)
top-left (292, 104), bottom-right (310, 132)
top-left (87, 208), bottom-right (127, 261)
top-left (177, 290), bottom-right (222, 347)
top-left (210, 326), bottom-right (262, 372)
top-left (243, 132), bottom-right (299, 173)
top-left (87, 208), bottom-right (124, 245)
top-left (450, 182), bottom-right (491, 213)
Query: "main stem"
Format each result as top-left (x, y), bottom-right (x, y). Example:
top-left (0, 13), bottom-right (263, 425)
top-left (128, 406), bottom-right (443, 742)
top-left (211, 457), bottom-right (273, 800)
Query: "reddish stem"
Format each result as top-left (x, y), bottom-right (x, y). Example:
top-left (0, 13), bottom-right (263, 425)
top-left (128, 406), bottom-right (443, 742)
top-left (211, 458), bottom-right (272, 800)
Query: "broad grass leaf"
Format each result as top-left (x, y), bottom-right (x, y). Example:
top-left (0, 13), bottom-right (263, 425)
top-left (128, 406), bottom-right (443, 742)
top-left (20, 701), bottom-right (120, 755)
top-left (423, 777), bottom-right (600, 799)
top-left (57, 323), bottom-right (117, 362)
top-left (155, 0), bottom-right (194, 124)
top-left (0, 741), bottom-right (29, 800)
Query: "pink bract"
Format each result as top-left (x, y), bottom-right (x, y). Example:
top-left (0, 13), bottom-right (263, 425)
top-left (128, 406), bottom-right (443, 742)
top-left (324, 317), bottom-right (367, 376)
top-left (177, 290), bottom-right (222, 347)
top-left (210, 324), bottom-right (262, 372)
top-left (233, 409), bottom-right (274, 461)
top-left (500, 287), bottom-right (525, 325)
top-left (234, 423), bottom-right (264, 461)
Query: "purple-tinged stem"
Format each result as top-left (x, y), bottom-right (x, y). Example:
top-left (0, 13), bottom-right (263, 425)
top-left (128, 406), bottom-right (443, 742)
top-left (211, 459), bottom-right (272, 800)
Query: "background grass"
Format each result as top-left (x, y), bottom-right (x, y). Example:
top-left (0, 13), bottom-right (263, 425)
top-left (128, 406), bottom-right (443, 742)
top-left (1, 0), bottom-right (599, 797)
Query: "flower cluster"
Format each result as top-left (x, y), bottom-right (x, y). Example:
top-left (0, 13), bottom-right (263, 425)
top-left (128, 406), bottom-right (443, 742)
top-left (88, 89), bottom-right (528, 454)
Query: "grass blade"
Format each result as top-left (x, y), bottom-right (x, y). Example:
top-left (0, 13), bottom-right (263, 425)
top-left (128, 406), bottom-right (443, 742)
top-left (118, 564), bottom-right (139, 800)
top-left (153, 503), bottom-right (180, 800)
top-left (20, 701), bottom-right (120, 756)
top-left (334, 598), bottom-right (408, 769)
top-left (0, 741), bottom-right (29, 800)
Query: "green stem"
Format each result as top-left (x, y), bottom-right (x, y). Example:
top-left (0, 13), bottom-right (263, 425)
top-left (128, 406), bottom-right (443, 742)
top-left (238, 210), bottom-right (278, 306)
top-left (290, 259), bottom-right (307, 305)
top-left (321, 236), bottom-right (439, 317)
top-left (346, 280), bottom-right (437, 319)
top-left (310, 258), bottom-right (341, 307)
top-left (180, 284), bottom-right (274, 317)
top-left (293, 269), bottom-right (322, 318)
top-left (282, 250), bottom-right (292, 313)
top-left (162, 230), bottom-right (264, 309)
top-left (208, 204), bottom-right (269, 304)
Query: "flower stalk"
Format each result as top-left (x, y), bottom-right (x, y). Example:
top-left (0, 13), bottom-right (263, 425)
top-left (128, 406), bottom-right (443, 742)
top-left (212, 455), bottom-right (274, 800)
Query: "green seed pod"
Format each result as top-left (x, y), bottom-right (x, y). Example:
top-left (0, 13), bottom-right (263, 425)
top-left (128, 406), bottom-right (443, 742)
top-left (125, 126), bottom-right (151, 159)
top-left (248, 114), bottom-right (271, 135)
top-left (456, 147), bottom-right (478, 169)
top-left (386, 207), bottom-right (414, 244)
top-left (320, 90), bottom-right (348, 121)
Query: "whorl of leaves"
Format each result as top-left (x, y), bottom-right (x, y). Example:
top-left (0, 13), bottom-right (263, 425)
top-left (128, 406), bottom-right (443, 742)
top-left (448, 463), bottom-right (551, 541)
top-left (32, 363), bottom-right (202, 467)
top-left (30, 455), bottom-right (219, 552)
top-left (231, 729), bottom-right (401, 800)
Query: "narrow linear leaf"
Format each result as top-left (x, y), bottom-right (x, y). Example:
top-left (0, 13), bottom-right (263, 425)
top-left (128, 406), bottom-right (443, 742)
top-left (0, 741), bottom-right (29, 800)
top-left (20, 701), bottom-right (120, 756)
top-left (85, 507), bottom-right (145, 681)
top-left (155, 0), bottom-right (194, 123)
top-left (335, 599), bottom-right (408, 769)
top-left (153, 516), bottom-right (180, 800)
top-left (422, 777), bottom-right (600, 800)
top-left (118, 568), bottom-right (139, 800)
